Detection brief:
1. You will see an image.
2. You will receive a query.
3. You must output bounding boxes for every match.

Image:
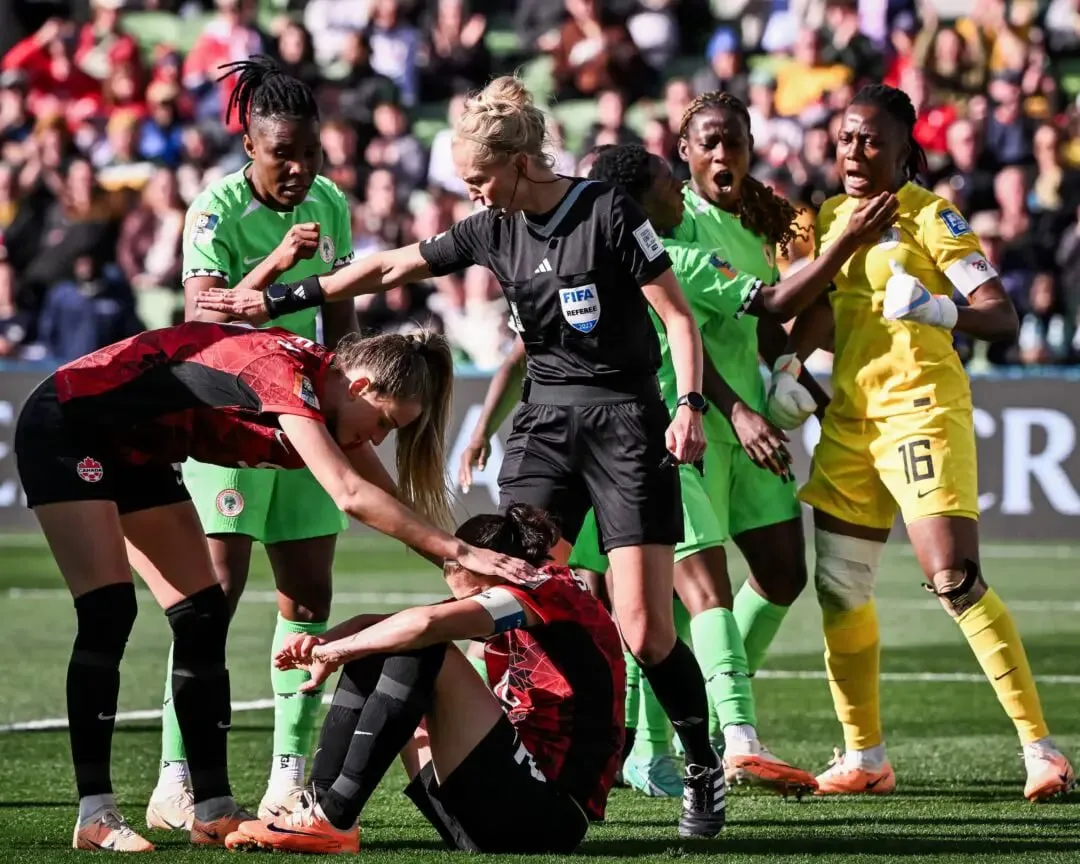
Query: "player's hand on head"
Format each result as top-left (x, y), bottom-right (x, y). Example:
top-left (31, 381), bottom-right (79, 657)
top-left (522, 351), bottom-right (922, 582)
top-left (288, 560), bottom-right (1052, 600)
top-left (196, 286), bottom-right (271, 325)
top-left (883, 260), bottom-right (958, 328)
top-left (272, 222), bottom-right (321, 272)
top-left (666, 407), bottom-right (707, 465)
top-left (843, 192), bottom-right (899, 245)
top-left (458, 437), bottom-right (491, 493)
top-left (458, 545), bottom-right (539, 586)
top-left (767, 354), bottom-right (817, 430)
top-left (731, 402), bottom-right (793, 480)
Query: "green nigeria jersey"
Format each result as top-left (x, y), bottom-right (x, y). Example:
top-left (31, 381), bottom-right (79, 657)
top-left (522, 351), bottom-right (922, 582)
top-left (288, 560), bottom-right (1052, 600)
top-left (182, 167), bottom-right (354, 340)
top-left (650, 184), bottom-right (780, 445)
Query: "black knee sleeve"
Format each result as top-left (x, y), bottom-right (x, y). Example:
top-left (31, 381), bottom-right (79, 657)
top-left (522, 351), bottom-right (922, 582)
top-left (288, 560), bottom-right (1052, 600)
top-left (924, 560), bottom-right (985, 615)
top-left (72, 582), bottom-right (138, 665)
top-left (167, 584), bottom-right (230, 674)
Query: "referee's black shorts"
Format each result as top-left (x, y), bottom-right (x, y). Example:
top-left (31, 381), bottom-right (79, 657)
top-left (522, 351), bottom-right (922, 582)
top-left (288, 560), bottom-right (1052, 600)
top-left (497, 379), bottom-right (683, 552)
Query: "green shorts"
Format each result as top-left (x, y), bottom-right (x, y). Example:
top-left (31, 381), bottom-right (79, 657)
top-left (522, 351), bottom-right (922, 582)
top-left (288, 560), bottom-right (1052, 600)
top-left (705, 442), bottom-right (801, 538)
top-left (568, 464), bottom-right (726, 574)
top-left (183, 460), bottom-right (347, 544)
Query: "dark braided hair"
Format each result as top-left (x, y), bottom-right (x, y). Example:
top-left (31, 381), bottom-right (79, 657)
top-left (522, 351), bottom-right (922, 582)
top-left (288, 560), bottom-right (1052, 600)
top-left (587, 143), bottom-right (657, 202)
top-left (217, 54), bottom-right (319, 135)
top-left (849, 84), bottom-right (927, 184)
top-left (679, 91), bottom-right (807, 258)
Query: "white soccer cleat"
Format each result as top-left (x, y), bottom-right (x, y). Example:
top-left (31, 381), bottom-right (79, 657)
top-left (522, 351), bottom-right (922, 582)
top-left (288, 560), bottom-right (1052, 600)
top-left (258, 783), bottom-right (309, 819)
top-left (1023, 739), bottom-right (1075, 802)
top-left (75, 806), bottom-right (154, 852)
top-left (145, 783), bottom-right (194, 831)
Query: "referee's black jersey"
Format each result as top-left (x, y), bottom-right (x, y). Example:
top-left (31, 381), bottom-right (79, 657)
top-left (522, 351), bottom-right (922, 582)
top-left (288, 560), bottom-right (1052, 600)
top-left (419, 179), bottom-right (672, 387)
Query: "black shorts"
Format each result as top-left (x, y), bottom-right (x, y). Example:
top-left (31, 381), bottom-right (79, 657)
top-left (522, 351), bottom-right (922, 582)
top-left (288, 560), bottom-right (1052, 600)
top-left (14, 377), bottom-right (191, 514)
top-left (403, 715), bottom-right (590, 855)
top-left (497, 381), bottom-right (682, 552)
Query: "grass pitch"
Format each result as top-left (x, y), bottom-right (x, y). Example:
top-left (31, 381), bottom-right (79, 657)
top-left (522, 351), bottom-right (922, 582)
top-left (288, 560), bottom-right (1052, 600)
top-left (0, 532), bottom-right (1076, 863)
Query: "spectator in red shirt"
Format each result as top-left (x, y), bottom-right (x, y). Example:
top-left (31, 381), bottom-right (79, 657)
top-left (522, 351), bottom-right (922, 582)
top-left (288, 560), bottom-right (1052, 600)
top-left (74, 0), bottom-right (141, 83)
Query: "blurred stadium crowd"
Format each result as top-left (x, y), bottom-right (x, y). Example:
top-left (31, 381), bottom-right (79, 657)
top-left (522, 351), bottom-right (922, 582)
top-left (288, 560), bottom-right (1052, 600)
top-left (0, 0), bottom-right (1078, 370)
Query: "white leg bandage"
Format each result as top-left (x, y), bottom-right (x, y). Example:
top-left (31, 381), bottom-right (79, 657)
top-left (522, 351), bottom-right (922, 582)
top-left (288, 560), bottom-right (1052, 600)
top-left (814, 529), bottom-right (886, 611)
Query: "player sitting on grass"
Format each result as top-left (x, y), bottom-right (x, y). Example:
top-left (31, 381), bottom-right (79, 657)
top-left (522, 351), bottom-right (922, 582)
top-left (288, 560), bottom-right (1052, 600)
top-left (225, 503), bottom-right (626, 855)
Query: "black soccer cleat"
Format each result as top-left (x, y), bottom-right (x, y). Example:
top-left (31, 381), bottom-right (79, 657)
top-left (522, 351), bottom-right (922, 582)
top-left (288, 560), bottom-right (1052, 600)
top-left (678, 762), bottom-right (726, 839)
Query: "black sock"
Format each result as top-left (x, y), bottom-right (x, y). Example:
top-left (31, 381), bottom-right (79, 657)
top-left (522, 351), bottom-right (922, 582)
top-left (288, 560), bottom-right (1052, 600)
top-left (621, 727), bottom-right (637, 764)
top-left (166, 585), bottom-right (232, 803)
top-left (319, 645), bottom-right (446, 830)
top-left (67, 583), bottom-right (137, 799)
top-left (310, 655), bottom-right (383, 795)
top-left (640, 639), bottom-right (717, 769)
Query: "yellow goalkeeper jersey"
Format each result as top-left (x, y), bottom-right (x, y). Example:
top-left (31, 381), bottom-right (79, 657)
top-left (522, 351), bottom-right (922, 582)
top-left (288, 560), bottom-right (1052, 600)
top-left (816, 182), bottom-right (997, 420)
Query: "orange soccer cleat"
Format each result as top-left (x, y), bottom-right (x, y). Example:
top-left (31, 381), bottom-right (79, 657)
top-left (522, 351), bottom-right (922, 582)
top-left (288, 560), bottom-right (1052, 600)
top-left (724, 743), bottom-right (819, 797)
top-left (814, 747), bottom-right (896, 796)
top-left (73, 807), bottom-right (154, 853)
top-left (1023, 740), bottom-right (1075, 802)
top-left (190, 803), bottom-right (257, 847)
top-left (225, 789), bottom-right (359, 855)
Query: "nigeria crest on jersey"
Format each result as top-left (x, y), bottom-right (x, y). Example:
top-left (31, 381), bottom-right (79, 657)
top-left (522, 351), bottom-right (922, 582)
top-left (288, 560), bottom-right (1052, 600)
top-left (559, 284), bottom-right (601, 333)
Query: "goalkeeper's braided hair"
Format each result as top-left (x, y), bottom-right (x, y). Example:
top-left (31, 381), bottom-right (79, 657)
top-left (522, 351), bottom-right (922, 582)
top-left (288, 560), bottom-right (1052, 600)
top-left (679, 91), bottom-right (806, 257)
top-left (851, 83), bottom-right (927, 183)
top-left (218, 54), bottom-right (320, 134)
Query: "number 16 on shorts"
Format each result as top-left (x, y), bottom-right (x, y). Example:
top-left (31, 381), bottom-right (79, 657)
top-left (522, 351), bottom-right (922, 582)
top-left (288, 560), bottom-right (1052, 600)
top-left (897, 438), bottom-right (935, 486)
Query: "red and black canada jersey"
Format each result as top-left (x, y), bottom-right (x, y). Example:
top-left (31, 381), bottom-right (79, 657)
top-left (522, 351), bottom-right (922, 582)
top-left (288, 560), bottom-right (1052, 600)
top-left (484, 566), bottom-right (625, 821)
top-left (51, 322), bottom-right (333, 469)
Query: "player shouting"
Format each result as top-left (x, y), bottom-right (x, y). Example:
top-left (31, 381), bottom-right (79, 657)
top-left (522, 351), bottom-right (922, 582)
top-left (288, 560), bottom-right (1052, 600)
top-left (13, 322), bottom-right (532, 852)
top-left (199, 75), bottom-right (725, 838)
top-left (149, 56), bottom-right (360, 826)
top-left (780, 84), bottom-right (1074, 800)
top-left (226, 503), bottom-right (624, 855)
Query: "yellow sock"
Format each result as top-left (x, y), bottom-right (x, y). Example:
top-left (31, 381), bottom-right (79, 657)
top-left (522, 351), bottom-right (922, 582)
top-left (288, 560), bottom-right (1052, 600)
top-left (957, 588), bottom-right (1048, 744)
top-left (823, 600), bottom-right (882, 751)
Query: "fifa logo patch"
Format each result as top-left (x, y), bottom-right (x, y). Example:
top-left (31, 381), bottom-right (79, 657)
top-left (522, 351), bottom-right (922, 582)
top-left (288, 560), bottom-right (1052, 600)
top-left (190, 211), bottom-right (219, 245)
top-left (293, 373), bottom-right (320, 410)
top-left (319, 235), bottom-right (335, 264)
top-left (76, 457), bottom-right (103, 483)
top-left (938, 209), bottom-right (971, 238)
top-left (559, 284), bottom-right (600, 333)
top-left (216, 489), bottom-right (244, 517)
top-left (709, 255), bottom-right (737, 279)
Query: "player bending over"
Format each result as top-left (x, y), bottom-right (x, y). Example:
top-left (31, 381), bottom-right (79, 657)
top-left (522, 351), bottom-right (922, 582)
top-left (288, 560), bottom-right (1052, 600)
top-left (780, 83), bottom-right (1074, 800)
top-left (13, 322), bottom-right (532, 853)
top-left (226, 503), bottom-right (625, 855)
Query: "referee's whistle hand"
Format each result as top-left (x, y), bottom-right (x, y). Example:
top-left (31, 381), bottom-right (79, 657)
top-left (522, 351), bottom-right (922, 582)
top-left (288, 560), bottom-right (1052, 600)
top-left (666, 407), bottom-right (707, 465)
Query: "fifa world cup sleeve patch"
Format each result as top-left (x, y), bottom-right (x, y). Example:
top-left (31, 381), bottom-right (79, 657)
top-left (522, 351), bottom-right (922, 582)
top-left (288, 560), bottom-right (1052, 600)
top-left (190, 211), bottom-right (220, 244)
top-left (632, 220), bottom-right (665, 262)
top-left (293, 373), bottom-right (321, 410)
top-left (938, 209), bottom-right (972, 238)
top-left (473, 587), bottom-right (527, 634)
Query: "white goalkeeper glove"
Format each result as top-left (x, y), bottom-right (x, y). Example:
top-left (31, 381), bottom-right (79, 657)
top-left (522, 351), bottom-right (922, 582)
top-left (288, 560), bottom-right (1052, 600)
top-left (883, 260), bottom-right (958, 329)
top-left (767, 354), bottom-right (817, 430)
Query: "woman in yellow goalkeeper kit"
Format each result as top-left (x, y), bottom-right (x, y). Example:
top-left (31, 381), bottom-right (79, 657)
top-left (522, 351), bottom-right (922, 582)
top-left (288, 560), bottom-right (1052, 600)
top-left (777, 84), bottom-right (1074, 801)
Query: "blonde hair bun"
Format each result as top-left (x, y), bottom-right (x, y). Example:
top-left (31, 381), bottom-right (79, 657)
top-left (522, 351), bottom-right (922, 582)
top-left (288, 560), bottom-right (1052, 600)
top-left (454, 76), bottom-right (553, 167)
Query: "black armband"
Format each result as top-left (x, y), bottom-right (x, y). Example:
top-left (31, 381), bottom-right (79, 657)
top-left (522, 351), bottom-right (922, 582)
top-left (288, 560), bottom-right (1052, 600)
top-left (263, 276), bottom-right (325, 320)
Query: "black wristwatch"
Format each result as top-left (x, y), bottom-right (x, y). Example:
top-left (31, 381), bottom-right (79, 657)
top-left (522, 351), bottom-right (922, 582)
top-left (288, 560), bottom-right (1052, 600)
top-left (677, 392), bottom-right (709, 414)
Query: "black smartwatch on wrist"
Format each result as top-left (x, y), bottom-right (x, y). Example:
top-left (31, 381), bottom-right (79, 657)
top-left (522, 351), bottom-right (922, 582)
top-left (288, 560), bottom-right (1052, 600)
top-left (677, 392), bottom-right (709, 414)
top-left (263, 276), bottom-right (325, 320)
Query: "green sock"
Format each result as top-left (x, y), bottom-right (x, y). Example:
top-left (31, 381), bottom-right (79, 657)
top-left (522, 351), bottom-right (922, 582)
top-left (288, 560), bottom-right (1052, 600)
top-left (466, 652), bottom-right (489, 685)
top-left (691, 607), bottom-right (756, 751)
top-left (160, 642), bottom-right (186, 764)
top-left (732, 581), bottom-right (791, 674)
top-left (271, 615), bottom-right (328, 759)
top-left (633, 675), bottom-right (671, 759)
top-left (624, 651), bottom-right (641, 732)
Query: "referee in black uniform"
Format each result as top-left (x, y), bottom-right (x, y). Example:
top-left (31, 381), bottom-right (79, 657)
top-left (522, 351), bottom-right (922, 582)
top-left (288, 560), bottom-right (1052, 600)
top-left (197, 76), bottom-right (726, 838)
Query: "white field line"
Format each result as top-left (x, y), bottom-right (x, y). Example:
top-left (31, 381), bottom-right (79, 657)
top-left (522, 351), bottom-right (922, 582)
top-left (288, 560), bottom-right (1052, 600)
top-left (6, 588), bottom-right (1080, 613)
top-left (3, 669), bottom-right (1079, 734)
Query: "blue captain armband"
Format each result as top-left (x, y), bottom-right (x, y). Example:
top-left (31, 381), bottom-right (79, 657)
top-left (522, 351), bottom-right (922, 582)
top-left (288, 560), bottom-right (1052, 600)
top-left (473, 587), bottom-right (527, 633)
